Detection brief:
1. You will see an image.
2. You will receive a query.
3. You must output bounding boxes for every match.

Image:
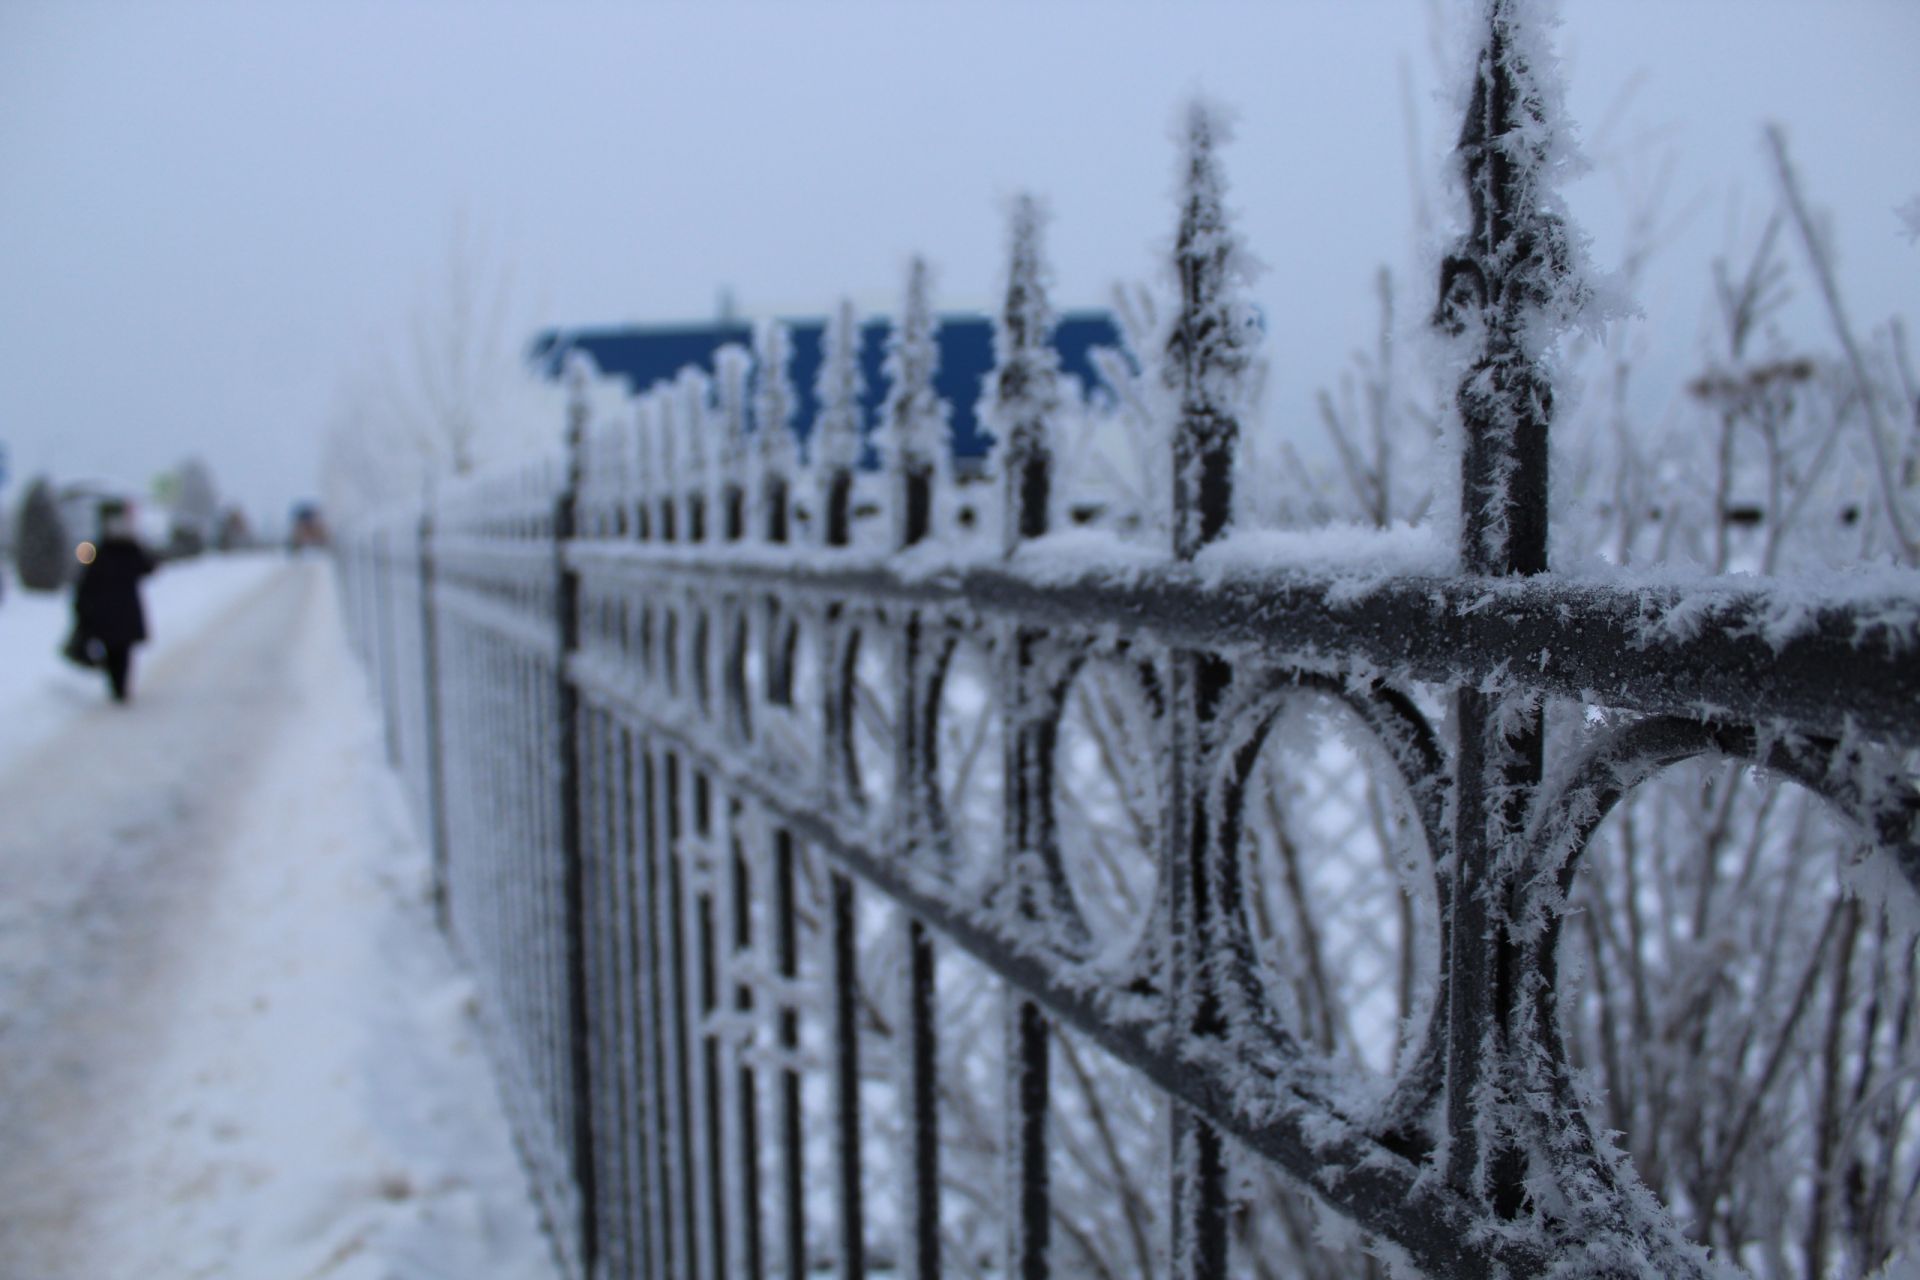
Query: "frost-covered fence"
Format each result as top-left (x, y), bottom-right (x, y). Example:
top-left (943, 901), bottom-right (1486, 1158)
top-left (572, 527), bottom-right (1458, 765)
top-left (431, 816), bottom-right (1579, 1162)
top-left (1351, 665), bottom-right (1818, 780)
top-left (338, 4), bottom-right (1920, 1277)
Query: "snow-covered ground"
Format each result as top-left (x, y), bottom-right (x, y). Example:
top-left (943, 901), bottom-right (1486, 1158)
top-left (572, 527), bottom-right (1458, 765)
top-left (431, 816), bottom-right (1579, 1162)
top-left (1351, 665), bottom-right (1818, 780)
top-left (0, 555), bottom-right (559, 1280)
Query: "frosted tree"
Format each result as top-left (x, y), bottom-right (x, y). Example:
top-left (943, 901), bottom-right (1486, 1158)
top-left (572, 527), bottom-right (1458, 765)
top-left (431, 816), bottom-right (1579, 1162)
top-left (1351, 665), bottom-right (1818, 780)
top-left (1080, 282), bottom-right (1171, 536)
top-left (1554, 179), bottom-right (1920, 1280)
top-left (981, 194), bottom-right (1060, 552)
top-left (880, 257), bottom-right (950, 549)
top-left (1767, 127), bottom-right (1919, 567)
top-left (13, 476), bottom-right (70, 591)
top-left (321, 218), bottom-right (564, 521)
top-left (813, 298), bottom-right (865, 548)
top-left (1308, 269), bottom-right (1438, 530)
top-left (753, 319), bottom-right (800, 543)
top-left (1900, 196), bottom-right (1920, 245)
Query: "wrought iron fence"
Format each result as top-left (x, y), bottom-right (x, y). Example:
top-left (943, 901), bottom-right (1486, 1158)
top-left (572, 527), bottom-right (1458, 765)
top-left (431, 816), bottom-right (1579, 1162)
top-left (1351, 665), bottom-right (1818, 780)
top-left (339, 5), bottom-right (1920, 1276)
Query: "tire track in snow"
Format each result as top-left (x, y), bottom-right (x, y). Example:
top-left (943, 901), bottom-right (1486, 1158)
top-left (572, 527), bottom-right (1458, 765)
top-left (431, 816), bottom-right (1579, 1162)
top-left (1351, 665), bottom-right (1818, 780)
top-left (0, 564), bottom-right (312, 1275)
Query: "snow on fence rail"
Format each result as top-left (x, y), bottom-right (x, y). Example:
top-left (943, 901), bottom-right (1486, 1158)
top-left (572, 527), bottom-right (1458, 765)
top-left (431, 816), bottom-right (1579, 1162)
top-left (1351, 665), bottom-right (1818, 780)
top-left (338, 5), bottom-right (1920, 1278)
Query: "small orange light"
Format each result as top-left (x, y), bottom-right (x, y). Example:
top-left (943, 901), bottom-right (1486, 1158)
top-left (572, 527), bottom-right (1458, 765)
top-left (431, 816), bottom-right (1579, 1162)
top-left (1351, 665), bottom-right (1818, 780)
top-left (76, 541), bottom-right (96, 565)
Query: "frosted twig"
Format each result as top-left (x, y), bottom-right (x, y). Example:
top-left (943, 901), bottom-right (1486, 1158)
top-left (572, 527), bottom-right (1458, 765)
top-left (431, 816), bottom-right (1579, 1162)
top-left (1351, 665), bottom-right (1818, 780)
top-left (1765, 125), bottom-right (1919, 565)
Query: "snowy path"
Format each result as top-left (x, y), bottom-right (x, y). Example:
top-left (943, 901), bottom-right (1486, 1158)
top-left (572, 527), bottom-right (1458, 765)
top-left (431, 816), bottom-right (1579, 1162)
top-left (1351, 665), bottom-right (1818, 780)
top-left (0, 560), bottom-right (557, 1280)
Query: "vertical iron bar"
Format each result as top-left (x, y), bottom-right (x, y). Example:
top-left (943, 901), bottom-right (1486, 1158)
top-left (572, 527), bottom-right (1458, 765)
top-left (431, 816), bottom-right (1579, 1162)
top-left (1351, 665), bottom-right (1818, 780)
top-left (885, 264), bottom-right (945, 1279)
top-left (588, 707), bottom-right (626, 1279)
top-left (994, 192), bottom-right (1061, 1280)
top-left (831, 870), bottom-right (866, 1280)
top-left (1162, 101), bottom-right (1248, 1280)
top-left (1164, 654), bottom-right (1229, 1280)
top-left (1006, 994), bottom-right (1051, 1280)
top-left (775, 828), bottom-right (806, 1280)
top-left (608, 722), bottom-right (644, 1279)
top-left (374, 527), bottom-right (403, 767)
top-left (556, 370), bottom-right (600, 1272)
top-left (1434, 0), bottom-right (1566, 1211)
top-left (418, 505), bottom-right (452, 935)
top-left (1001, 629), bottom-right (1059, 1280)
top-left (695, 774), bottom-right (729, 1280)
top-left (903, 919), bottom-right (938, 1280)
top-left (732, 804), bottom-right (765, 1280)
top-left (664, 752), bottom-right (698, 1276)
top-left (640, 746), bottom-right (676, 1280)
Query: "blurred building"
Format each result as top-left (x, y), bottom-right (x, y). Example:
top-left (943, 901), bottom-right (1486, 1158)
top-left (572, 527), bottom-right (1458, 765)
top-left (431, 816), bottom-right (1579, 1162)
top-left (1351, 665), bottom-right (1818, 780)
top-left (527, 312), bottom-right (1121, 478)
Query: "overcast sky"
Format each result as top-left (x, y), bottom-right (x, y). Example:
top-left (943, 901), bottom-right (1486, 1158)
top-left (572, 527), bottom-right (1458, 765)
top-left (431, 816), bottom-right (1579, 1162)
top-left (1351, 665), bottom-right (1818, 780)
top-left (2, 0), bottom-right (1914, 530)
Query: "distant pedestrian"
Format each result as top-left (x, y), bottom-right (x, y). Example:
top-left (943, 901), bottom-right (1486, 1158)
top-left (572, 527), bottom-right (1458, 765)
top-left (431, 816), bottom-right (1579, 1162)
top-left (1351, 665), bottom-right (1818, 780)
top-left (72, 506), bottom-right (155, 703)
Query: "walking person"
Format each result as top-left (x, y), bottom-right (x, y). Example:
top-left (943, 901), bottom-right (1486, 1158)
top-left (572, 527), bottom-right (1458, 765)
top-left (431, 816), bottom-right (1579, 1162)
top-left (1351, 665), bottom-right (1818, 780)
top-left (72, 504), bottom-right (155, 703)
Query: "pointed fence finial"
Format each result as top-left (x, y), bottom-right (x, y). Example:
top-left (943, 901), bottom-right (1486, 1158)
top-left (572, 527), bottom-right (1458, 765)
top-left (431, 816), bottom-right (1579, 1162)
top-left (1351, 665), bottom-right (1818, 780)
top-left (627, 393), bottom-right (652, 540)
top-left (653, 385), bottom-right (680, 541)
top-left (1166, 98), bottom-right (1258, 562)
top-left (678, 367), bottom-right (714, 541)
top-left (814, 298), bottom-right (865, 548)
top-left (715, 343), bottom-right (752, 541)
top-left (753, 319), bottom-right (799, 543)
top-left (1436, 0), bottom-right (1594, 576)
top-left (986, 194), bottom-right (1060, 555)
top-left (882, 257), bottom-right (951, 550)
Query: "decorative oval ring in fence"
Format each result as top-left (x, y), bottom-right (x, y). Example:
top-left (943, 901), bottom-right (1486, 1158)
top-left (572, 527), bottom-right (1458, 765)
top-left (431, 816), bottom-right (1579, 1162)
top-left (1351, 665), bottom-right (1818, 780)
top-left (723, 606), bottom-right (752, 745)
top-left (1518, 716), bottom-right (1920, 958)
top-left (660, 605), bottom-right (681, 702)
top-left (924, 629), bottom-right (1004, 893)
top-left (1050, 648), bottom-right (1168, 972)
top-left (633, 599), bottom-right (654, 682)
top-left (1207, 670), bottom-right (1450, 1122)
top-left (837, 620), bottom-right (899, 822)
top-left (690, 607), bottom-right (713, 715)
top-left (756, 602), bottom-right (822, 789)
top-left (1506, 714), bottom-right (1920, 1248)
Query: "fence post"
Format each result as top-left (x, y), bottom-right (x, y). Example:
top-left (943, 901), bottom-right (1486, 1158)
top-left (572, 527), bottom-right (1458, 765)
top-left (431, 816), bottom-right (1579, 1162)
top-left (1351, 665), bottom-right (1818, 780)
top-left (373, 524), bottom-right (404, 768)
top-left (555, 356), bottom-right (599, 1275)
top-left (993, 194), bottom-right (1060, 1280)
top-left (883, 255), bottom-right (946, 1280)
top-left (418, 496), bottom-right (452, 934)
top-left (814, 296), bottom-right (868, 1280)
top-left (1162, 100), bottom-right (1252, 1280)
top-left (1433, 0), bottom-right (1580, 1217)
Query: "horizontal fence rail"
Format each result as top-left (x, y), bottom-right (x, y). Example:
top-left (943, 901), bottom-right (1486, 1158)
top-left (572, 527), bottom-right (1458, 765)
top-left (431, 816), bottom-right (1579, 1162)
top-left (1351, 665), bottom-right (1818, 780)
top-left (339, 5), bottom-right (1920, 1276)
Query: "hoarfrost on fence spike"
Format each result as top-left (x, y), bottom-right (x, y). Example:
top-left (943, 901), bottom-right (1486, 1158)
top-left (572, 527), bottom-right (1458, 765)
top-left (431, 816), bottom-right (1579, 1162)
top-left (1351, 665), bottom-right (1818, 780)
top-left (982, 193), bottom-right (1061, 464)
top-left (715, 343), bottom-right (752, 470)
top-left (812, 298), bottom-right (865, 474)
top-left (880, 256), bottom-right (951, 475)
top-left (752, 318), bottom-right (798, 471)
top-left (677, 366), bottom-right (712, 476)
top-left (1162, 96), bottom-right (1262, 423)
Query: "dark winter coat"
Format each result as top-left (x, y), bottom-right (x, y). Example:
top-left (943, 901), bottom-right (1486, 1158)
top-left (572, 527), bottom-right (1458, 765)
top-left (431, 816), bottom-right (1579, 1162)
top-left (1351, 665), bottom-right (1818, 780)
top-left (74, 537), bottom-right (155, 647)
